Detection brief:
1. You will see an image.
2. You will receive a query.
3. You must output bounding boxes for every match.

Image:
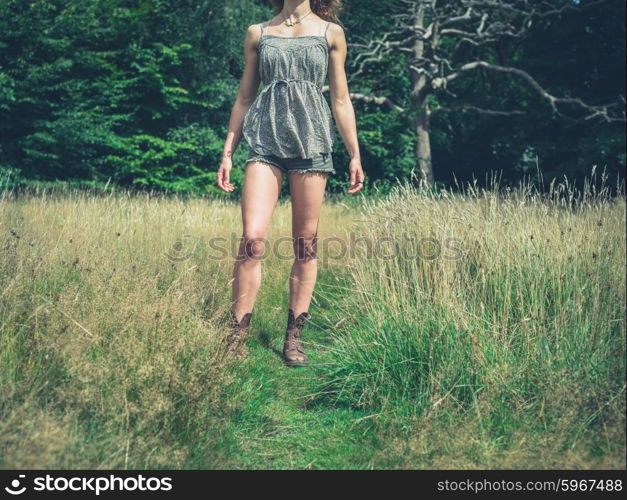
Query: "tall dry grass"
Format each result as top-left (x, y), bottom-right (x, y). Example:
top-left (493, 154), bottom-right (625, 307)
top-left (315, 171), bottom-right (626, 468)
top-left (0, 190), bottom-right (238, 468)
top-left (0, 185), bottom-right (353, 468)
top-left (1, 169), bottom-right (624, 469)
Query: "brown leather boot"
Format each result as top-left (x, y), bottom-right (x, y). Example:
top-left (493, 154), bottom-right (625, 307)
top-left (283, 308), bottom-right (311, 367)
top-left (224, 310), bottom-right (253, 358)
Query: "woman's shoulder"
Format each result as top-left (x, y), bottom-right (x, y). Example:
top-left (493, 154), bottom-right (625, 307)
top-left (325, 21), bottom-right (346, 48)
top-left (245, 22), bottom-right (265, 37)
top-left (325, 21), bottom-right (344, 34)
top-left (244, 21), bottom-right (270, 48)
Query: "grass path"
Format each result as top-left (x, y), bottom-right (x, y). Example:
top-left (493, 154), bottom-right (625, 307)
top-left (216, 269), bottom-right (387, 470)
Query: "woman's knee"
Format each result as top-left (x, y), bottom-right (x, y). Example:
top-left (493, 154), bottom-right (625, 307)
top-left (238, 231), bottom-right (268, 261)
top-left (292, 232), bottom-right (318, 262)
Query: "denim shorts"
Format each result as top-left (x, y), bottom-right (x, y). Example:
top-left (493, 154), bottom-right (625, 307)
top-left (246, 148), bottom-right (336, 175)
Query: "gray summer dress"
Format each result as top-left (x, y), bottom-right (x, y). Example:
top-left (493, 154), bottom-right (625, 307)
top-left (243, 21), bottom-right (337, 175)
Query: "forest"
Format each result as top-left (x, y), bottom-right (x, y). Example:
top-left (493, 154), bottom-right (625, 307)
top-left (0, 0), bottom-right (625, 195)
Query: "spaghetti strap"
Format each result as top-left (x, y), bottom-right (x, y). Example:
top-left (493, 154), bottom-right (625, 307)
top-left (259, 22), bottom-right (267, 37)
top-left (324, 21), bottom-right (330, 36)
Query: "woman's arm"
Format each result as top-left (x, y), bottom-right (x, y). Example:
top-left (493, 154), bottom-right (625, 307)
top-left (217, 24), bottom-right (262, 193)
top-left (327, 23), bottom-right (365, 194)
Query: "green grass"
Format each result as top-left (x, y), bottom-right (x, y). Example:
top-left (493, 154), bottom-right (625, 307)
top-left (0, 172), bottom-right (625, 469)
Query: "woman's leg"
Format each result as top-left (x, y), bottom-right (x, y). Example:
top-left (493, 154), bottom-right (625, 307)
top-left (287, 171), bottom-right (328, 317)
top-left (231, 161), bottom-right (283, 321)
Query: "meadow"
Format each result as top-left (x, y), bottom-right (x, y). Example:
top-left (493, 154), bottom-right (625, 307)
top-left (1, 173), bottom-right (625, 469)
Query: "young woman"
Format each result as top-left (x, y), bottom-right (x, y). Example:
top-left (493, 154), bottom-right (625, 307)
top-left (217, 0), bottom-right (364, 366)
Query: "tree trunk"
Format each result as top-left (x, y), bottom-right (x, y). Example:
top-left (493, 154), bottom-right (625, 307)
top-left (409, 7), bottom-right (435, 187)
top-left (413, 101), bottom-right (434, 187)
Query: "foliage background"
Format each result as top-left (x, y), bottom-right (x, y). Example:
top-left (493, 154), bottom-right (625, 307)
top-left (0, 0), bottom-right (624, 194)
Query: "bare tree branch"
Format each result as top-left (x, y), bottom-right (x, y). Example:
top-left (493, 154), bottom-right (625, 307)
top-left (321, 86), bottom-right (405, 113)
top-left (431, 103), bottom-right (526, 118)
top-left (437, 60), bottom-right (625, 122)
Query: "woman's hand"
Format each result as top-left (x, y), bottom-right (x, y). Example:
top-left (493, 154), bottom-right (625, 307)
top-left (346, 157), bottom-right (365, 194)
top-left (217, 155), bottom-right (235, 193)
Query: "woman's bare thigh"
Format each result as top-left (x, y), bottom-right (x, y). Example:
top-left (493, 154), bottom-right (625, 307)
top-left (241, 161), bottom-right (283, 239)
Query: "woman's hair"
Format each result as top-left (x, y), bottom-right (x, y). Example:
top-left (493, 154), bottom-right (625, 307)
top-left (269, 0), bottom-right (345, 27)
